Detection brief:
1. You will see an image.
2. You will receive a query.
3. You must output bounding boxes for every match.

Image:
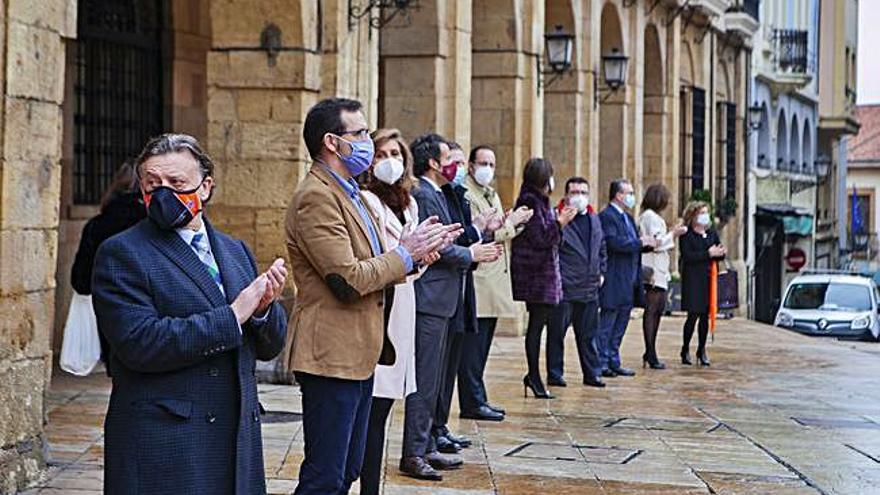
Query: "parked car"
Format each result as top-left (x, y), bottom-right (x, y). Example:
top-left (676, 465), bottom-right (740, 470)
top-left (774, 273), bottom-right (880, 341)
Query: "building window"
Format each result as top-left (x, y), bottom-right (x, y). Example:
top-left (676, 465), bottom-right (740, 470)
top-left (73, 0), bottom-right (165, 205)
top-left (691, 87), bottom-right (706, 192)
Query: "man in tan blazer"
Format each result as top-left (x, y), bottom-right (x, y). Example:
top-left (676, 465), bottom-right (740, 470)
top-left (283, 98), bottom-right (458, 494)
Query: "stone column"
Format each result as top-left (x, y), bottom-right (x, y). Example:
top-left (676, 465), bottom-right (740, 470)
top-left (206, 0), bottom-right (321, 267)
top-left (0, 1), bottom-right (74, 491)
top-left (471, 0), bottom-right (543, 206)
top-left (378, 0), bottom-right (472, 145)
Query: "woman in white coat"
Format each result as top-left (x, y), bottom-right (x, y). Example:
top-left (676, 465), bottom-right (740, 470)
top-left (360, 128), bottom-right (436, 495)
top-left (638, 184), bottom-right (687, 369)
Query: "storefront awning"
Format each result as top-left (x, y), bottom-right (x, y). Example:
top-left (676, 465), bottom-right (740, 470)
top-left (756, 203), bottom-right (814, 237)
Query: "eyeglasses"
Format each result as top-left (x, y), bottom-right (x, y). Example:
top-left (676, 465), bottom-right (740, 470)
top-left (335, 128), bottom-right (372, 141)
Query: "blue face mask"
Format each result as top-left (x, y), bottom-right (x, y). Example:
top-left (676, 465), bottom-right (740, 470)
top-left (335, 136), bottom-right (375, 176)
top-left (452, 166), bottom-right (467, 186)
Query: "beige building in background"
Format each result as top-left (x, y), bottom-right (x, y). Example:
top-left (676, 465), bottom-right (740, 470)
top-left (0, 0), bottom-right (762, 490)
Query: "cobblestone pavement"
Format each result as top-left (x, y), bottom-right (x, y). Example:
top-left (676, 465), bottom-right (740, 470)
top-left (22, 315), bottom-right (880, 494)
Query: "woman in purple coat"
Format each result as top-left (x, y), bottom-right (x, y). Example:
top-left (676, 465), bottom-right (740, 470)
top-left (511, 158), bottom-right (577, 399)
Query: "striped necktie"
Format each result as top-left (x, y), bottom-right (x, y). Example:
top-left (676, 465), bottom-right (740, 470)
top-left (191, 233), bottom-right (224, 293)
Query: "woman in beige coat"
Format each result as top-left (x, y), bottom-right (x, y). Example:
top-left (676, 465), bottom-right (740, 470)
top-left (458, 145), bottom-right (533, 417)
top-left (360, 129), bottom-right (436, 495)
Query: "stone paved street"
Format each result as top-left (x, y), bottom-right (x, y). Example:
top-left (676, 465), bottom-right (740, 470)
top-left (22, 315), bottom-right (880, 494)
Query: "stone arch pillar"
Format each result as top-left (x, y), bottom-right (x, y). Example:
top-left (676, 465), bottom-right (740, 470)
top-left (471, 0), bottom-right (543, 206)
top-left (378, 0), bottom-right (472, 144)
top-left (642, 23), bottom-right (665, 188)
top-left (471, 0), bottom-right (544, 205)
top-left (597, 1), bottom-right (626, 197)
top-left (543, 0), bottom-right (582, 191)
top-left (206, 0), bottom-right (322, 267)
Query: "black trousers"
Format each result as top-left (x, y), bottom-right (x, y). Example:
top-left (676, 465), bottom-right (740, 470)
top-left (360, 397), bottom-right (394, 495)
top-left (683, 312), bottom-right (709, 353)
top-left (525, 303), bottom-right (557, 380)
top-left (434, 329), bottom-right (465, 435)
top-left (547, 300), bottom-right (602, 380)
top-left (458, 317), bottom-right (497, 412)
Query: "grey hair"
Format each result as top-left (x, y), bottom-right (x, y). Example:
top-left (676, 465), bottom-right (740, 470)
top-left (135, 133), bottom-right (214, 178)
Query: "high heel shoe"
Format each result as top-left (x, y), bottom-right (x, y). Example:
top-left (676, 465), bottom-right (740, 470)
top-left (680, 349), bottom-right (693, 366)
top-left (697, 350), bottom-right (711, 367)
top-left (523, 375), bottom-right (554, 399)
top-left (642, 353), bottom-right (666, 370)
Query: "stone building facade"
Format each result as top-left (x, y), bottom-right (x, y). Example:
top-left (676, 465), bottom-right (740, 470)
top-left (1, 0), bottom-right (761, 490)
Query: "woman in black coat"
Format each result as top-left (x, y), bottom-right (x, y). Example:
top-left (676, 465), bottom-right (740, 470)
top-left (71, 162), bottom-right (145, 363)
top-left (679, 201), bottom-right (726, 366)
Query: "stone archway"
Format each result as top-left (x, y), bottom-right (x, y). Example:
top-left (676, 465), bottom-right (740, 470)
top-left (802, 119), bottom-right (812, 171)
top-left (777, 108), bottom-right (788, 170)
top-left (789, 114), bottom-right (800, 172)
top-left (757, 103), bottom-right (770, 168)
top-left (642, 22), bottom-right (665, 187)
top-left (598, 1), bottom-right (625, 196)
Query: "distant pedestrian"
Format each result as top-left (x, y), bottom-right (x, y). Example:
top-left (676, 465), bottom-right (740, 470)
top-left (638, 184), bottom-right (687, 369)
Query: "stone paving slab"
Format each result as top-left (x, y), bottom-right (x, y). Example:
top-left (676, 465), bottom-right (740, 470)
top-left (21, 316), bottom-right (880, 494)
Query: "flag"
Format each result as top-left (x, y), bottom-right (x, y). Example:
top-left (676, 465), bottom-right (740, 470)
top-left (852, 186), bottom-right (864, 235)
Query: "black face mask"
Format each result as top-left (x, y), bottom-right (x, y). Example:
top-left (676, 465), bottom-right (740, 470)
top-left (142, 183), bottom-right (204, 230)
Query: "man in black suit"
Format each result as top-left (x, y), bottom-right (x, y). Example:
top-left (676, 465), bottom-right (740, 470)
top-left (432, 142), bottom-right (504, 454)
top-left (401, 134), bottom-right (501, 481)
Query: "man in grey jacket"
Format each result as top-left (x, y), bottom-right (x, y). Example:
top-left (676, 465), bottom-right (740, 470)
top-left (401, 133), bottom-right (501, 481)
top-left (547, 177), bottom-right (608, 387)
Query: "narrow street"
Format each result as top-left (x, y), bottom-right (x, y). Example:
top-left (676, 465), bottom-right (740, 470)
top-left (26, 316), bottom-right (880, 494)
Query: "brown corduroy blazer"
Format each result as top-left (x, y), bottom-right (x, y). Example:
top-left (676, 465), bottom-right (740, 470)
top-left (282, 164), bottom-right (407, 380)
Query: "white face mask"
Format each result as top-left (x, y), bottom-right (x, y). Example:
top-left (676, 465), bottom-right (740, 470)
top-left (372, 158), bottom-right (405, 185)
top-left (569, 194), bottom-right (589, 214)
top-left (548, 177), bottom-right (556, 193)
top-left (473, 165), bottom-right (495, 187)
top-left (696, 212), bottom-right (711, 226)
top-left (623, 193), bottom-right (636, 209)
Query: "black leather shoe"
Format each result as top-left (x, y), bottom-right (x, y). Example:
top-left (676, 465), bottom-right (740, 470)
top-left (425, 451), bottom-right (463, 470)
top-left (487, 403), bottom-right (506, 415)
top-left (435, 435), bottom-right (461, 454)
top-left (601, 368), bottom-right (618, 378)
top-left (445, 431), bottom-right (472, 448)
top-left (460, 404), bottom-right (505, 421)
top-left (399, 456), bottom-right (443, 481)
top-left (547, 376), bottom-right (568, 387)
top-left (611, 367), bottom-right (636, 377)
top-left (583, 376), bottom-right (606, 388)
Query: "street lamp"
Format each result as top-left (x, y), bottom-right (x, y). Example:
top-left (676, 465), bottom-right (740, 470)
top-left (814, 155), bottom-right (831, 182)
top-left (593, 47), bottom-right (628, 108)
top-left (537, 25), bottom-right (575, 94)
top-left (544, 25), bottom-right (574, 73)
top-left (748, 102), bottom-right (763, 132)
top-left (602, 48), bottom-right (628, 90)
top-left (348, 0), bottom-right (418, 29)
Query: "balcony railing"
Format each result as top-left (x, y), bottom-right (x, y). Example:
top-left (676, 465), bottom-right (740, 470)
top-left (773, 29), bottom-right (809, 74)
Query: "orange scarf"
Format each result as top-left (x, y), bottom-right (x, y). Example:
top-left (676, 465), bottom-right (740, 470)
top-left (709, 261), bottom-right (718, 336)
